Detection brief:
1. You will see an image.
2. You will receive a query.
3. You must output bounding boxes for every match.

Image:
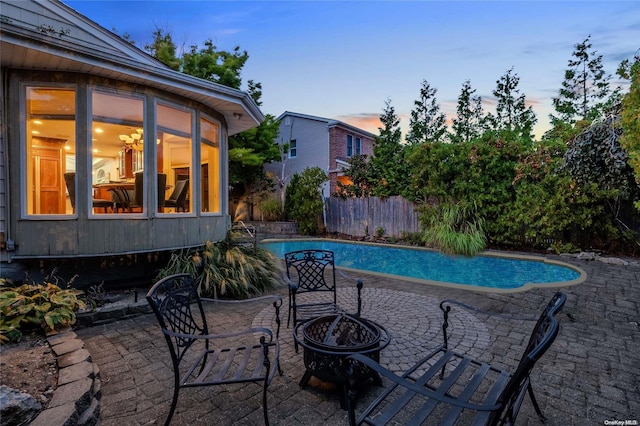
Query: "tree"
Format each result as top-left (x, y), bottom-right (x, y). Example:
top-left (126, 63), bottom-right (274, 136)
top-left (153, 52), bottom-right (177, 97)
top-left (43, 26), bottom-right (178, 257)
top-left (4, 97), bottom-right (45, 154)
top-left (406, 80), bottom-right (448, 144)
top-left (451, 80), bottom-right (484, 144)
top-left (182, 41), bottom-right (248, 89)
top-left (285, 167), bottom-right (328, 235)
top-left (552, 35), bottom-right (611, 124)
top-left (143, 29), bottom-right (181, 71)
top-left (370, 99), bottom-right (414, 198)
top-left (486, 67), bottom-right (536, 139)
top-left (619, 52), bottom-right (640, 210)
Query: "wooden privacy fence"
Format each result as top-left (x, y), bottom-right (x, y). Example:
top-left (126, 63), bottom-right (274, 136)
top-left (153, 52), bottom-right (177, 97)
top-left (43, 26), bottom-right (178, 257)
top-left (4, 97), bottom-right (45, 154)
top-left (325, 196), bottom-right (421, 238)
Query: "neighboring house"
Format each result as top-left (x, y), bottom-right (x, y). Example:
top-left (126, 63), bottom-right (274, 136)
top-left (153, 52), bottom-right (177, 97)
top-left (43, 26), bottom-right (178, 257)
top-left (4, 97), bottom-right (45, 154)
top-left (0, 0), bottom-right (263, 266)
top-left (266, 111), bottom-right (376, 199)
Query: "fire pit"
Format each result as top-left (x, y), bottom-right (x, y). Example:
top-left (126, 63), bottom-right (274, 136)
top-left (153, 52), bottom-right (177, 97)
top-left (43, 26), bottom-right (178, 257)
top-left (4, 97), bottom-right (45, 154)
top-left (293, 313), bottom-right (390, 408)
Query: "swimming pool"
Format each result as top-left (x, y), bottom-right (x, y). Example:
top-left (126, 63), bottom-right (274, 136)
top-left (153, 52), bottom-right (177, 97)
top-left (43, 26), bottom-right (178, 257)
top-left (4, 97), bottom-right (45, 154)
top-left (260, 239), bottom-right (586, 292)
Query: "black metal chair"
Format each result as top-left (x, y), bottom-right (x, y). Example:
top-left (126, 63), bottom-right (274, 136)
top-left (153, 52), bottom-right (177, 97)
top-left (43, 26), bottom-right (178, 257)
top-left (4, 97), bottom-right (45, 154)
top-left (64, 172), bottom-right (113, 213)
top-left (146, 273), bottom-right (283, 426)
top-left (346, 292), bottom-right (567, 426)
top-left (164, 178), bottom-right (189, 212)
top-left (284, 250), bottom-right (363, 350)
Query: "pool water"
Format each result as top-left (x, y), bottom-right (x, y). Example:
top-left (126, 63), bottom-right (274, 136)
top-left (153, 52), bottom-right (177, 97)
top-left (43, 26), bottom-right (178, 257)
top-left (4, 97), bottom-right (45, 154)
top-left (260, 239), bottom-right (585, 291)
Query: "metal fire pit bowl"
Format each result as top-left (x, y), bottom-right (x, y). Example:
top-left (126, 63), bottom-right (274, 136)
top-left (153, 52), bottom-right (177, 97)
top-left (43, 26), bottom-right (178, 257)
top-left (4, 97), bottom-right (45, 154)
top-left (294, 313), bottom-right (390, 408)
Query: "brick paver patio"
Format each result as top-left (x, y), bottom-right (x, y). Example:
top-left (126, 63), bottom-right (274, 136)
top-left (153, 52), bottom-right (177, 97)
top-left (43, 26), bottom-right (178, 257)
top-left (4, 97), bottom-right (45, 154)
top-left (76, 253), bottom-right (639, 425)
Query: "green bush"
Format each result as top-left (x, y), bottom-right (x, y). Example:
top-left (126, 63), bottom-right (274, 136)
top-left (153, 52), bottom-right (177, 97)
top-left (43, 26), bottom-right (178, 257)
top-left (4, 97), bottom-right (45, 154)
top-left (420, 202), bottom-right (486, 256)
top-left (0, 277), bottom-right (85, 344)
top-left (260, 197), bottom-right (283, 221)
top-left (156, 240), bottom-right (283, 299)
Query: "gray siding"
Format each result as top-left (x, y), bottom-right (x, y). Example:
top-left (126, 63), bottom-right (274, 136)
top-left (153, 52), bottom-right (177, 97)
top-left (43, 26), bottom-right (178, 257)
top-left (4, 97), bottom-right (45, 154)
top-left (12, 216), bottom-right (229, 258)
top-left (268, 115), bottom-right (330, 184)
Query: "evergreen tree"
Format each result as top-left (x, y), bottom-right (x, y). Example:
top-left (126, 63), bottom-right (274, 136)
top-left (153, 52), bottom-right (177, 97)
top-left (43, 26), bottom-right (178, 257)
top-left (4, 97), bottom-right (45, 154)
top-left (406, 80), bottom-right (448, 144)
top-left (619, 52), bottom-right (640, 209)
top-left (144, 29), bottom-right (181, 71)
top-left (487, 67), bottom-right (536, 139)
top-left (552, 35), bottom-right (611, 124)
top-left (370, 99), bottom-right (413, 198)
top-left (451, 80), bottom-right (484, 143)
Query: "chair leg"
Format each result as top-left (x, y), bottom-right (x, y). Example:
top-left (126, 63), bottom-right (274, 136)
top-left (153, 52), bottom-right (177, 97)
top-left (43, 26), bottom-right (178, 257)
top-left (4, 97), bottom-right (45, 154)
top-left (527, 381), bottom-right (547, 423)
top-left (165, 384), bottom-right (180, 426)
top-left (262, 377), bottom-right (270, 426)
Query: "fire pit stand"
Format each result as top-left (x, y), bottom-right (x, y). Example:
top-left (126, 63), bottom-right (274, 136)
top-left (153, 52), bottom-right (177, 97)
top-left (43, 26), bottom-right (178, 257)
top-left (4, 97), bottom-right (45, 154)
top-left (293, 313), bottom-right (391, 409)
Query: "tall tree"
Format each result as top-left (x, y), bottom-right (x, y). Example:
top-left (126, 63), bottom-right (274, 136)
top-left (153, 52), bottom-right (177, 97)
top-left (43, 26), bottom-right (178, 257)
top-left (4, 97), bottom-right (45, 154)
top-left (370, 99), bottom-right (414, 198)
top-left (451, 80), bottom-right (484, 143)
top-left (406, 80), bottom-right (448, 144)
top-left (143, 29), bottom-right (181, 71)
top-left (487, 67), bottom-right (536, 139)
top-left (619, 52), bottom-right (640, 210)
top-left (552, 35), bottom-right (611, 124)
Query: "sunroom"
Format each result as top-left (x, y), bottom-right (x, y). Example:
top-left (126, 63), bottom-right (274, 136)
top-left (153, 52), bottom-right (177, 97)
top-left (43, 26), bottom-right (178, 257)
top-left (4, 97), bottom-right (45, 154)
top-left (0, 0), bottom-right (263, 264)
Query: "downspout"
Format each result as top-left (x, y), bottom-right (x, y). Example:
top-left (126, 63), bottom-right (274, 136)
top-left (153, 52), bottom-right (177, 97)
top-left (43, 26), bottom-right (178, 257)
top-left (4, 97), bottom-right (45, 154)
top-left (1, 69), bottom-right (13, 263)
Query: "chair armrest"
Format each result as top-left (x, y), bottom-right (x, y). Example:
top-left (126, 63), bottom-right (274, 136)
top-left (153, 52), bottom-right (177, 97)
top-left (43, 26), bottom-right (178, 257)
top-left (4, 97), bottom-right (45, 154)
top-left (439, 298), bottom-right (538, 350)
top-left (163, 326), bottom-right (276, 343)
top-left (201, 295), bottom-right (283, 339)
top-left (346, 353), bottom-right (501, 412)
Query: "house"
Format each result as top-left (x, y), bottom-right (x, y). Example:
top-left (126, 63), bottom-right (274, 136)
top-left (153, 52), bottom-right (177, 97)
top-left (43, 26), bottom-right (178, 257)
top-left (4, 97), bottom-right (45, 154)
top-left (0, 0), bottom-right (263, 277)
top-left (265, 111), bottom-right (376, 200)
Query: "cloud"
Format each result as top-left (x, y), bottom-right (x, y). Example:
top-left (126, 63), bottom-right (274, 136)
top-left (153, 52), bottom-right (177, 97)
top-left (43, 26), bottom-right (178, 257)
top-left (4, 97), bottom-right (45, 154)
top-left (336, 113), bottom-right (382, 135)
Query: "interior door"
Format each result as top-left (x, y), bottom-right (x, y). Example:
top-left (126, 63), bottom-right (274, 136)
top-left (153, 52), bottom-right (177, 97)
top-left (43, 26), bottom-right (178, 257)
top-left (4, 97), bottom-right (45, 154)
top-left (31, 145), bottom-right (65, 214)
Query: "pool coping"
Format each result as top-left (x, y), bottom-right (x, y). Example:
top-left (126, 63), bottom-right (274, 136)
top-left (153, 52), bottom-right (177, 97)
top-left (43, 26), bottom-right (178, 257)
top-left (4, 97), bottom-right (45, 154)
top-left (260, 238), bottom-right (588, 294)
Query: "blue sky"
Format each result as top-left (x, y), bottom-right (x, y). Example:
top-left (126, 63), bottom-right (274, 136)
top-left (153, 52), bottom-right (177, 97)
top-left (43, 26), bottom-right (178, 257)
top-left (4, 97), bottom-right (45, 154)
top-left (65, 1), bottom-right (639, 140)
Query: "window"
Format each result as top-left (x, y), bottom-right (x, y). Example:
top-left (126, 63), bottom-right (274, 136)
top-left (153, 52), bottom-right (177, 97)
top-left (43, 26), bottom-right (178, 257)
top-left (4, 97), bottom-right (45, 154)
top-left (25, 86), bottom-right (76, 215)
top-left (347, 135), bottom-right (353, 157)
top-left (22, 79), bottom-right (219, 220)
top-left (289, 139), bottom-right (297, 158)
top-left (200, 116), bottom-right (220, 213)
top-left (91, 90), bottom-right (145, 214)
top-left (356, 137), bottom-right (362, 155)
top-left (157, 102), bottom-right (193, 214)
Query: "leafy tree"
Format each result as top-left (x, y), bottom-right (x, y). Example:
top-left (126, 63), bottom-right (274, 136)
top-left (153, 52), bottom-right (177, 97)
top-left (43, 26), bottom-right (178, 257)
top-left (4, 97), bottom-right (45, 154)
top-left (182, 41), bottom-right (248, 89)
top-left (143, 29), bottom-right (181, 71)
top-left (451, 80), bottom-right (484, 144)
top-left (406, 80), bottom-right (448, 144)
top-left (486, 68), bottom-right (536, 139)
top-left (552, 35), bottom-right (611, 124)
top-left (285, 167), bottom-right (328, 235)
top-left (335, 154), bottom-right (374, 198)
top-left (619, 53), bottom-right (640, 210)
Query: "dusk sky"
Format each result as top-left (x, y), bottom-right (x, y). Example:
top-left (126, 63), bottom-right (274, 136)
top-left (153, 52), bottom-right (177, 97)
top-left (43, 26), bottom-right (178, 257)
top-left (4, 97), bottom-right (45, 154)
top-left (65, 1), bottom-right (640, 140)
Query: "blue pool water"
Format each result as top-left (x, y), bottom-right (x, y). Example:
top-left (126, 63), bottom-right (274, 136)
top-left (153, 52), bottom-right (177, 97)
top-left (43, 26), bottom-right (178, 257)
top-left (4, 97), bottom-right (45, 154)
top-left (260, 239), bottom-right (584, 291)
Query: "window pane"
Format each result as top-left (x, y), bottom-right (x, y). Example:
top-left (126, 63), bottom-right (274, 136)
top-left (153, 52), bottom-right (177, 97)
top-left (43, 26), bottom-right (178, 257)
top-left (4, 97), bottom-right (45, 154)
top-left (91, 90), bottom-right (144, 214)
top-left (158, 103), bottom-right (192, 213)
top-left (26, 87), bottom-right (76, 215)
top-left (200, 117), bottom-right (220, 213)
top-left (347, 135), bottom-right (353, 157)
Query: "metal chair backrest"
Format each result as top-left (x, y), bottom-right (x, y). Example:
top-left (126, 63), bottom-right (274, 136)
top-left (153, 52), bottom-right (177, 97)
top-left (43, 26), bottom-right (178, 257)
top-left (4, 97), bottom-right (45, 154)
top-left (146, 274), bottom-right (209, 364)
top-left (63, 172), bottom-right (76, 209)
top-left (491, 292), bottom-right (566, 424)
top-left (285, 250), bottom-right (337, 297)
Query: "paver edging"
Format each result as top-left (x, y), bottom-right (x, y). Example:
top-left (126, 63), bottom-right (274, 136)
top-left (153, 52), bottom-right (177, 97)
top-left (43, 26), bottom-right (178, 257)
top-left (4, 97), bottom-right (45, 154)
top-left (30, 328), bottom-right (101, 426)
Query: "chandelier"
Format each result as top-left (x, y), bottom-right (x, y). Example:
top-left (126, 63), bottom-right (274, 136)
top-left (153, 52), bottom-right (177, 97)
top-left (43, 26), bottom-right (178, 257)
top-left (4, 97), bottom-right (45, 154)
top-left (119, 128), bottom-right (144, 151)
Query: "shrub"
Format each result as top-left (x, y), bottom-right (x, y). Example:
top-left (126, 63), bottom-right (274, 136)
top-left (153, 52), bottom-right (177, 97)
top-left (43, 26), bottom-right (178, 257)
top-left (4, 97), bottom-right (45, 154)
top-left (420, 202), bottom-right (486, 256)
top-left (260, 197), bottom-right (283, 221)
top-left (0, 276), bottom-right (85, 344)
top-left (156, 239), bottom-right (283, 299)
top-left (285, 167), bottom-right (327, 235)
